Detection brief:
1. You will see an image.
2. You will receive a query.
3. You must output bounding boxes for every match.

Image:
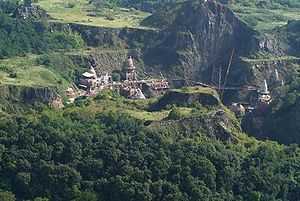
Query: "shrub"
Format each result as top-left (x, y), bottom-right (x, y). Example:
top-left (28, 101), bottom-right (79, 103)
top-left (112, 72), bottom-right (121, 82)
top-left (8, 72), bottom-right (17, 78)
top-left (168, 106), bottom-right (183, 120)
top-left (244, 16), bottom-right (258, 27)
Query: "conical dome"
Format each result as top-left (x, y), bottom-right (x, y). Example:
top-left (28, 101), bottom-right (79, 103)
top-left (89, 66), bottom-right (97, 75)
top-left (87, 66), bottom-right (97, 79)
top-left (128, 56), bottom-right (135, 69)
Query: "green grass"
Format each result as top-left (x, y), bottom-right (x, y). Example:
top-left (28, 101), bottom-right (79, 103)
top-left (172, 86), bottom-right (219, 96)
top-left (69, 93), bottom-right (218, 122)
top-left (36, 0), bottom-right (152, 29)
top-left (66, 94), bottom-right (170, 121)
top-left (124, 108), bottom-right (170, 121)
top-left (0, 54), bottom-right (69, 88)
top-left (230, 4), bottom-right (300, 32)
top-left (36, 0), bottom-right (300, 31)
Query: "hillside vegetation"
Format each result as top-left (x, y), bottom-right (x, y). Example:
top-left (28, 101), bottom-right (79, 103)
top-left (228, 0), bottom-right (300, 32)
top-left (0, 0), bottom-right (87, 92)
top-left (36, 0), bottom-right (151, 28)
top-left (1, 91), bottom-right (300, 201)
top-left (32, 0), bottom-right (300, 32)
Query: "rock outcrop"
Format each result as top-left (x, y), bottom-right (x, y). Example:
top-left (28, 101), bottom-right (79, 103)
top-left (14, 5), bottom-right (48, 20)
top-left (150, 108), bottom-right (241, 142)
top-left (143, 0), bottom-right (259, 83)
top-left (272, 20), bottom-right (300, 56)
top-left (150, 87), bottom-right (220, 111)
top-left (0, 85), bottom-right (60, 112)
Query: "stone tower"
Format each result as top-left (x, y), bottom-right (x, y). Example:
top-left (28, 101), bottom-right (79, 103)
top-left (125, 56), bottom-right (137, 81)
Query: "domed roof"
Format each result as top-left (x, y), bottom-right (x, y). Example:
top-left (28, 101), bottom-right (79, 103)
top-left (82, 66), bottom-right (97, 78)
top-left (89, 66), bottom-right (97, 75)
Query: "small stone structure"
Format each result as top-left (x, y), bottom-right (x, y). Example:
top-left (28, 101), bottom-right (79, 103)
top-left (257, 79), bottom-right (272, 105)
top-left (79, 66), bottom-right (112, 94)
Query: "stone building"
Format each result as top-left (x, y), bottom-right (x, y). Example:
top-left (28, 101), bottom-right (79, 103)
top-left (125, 56), bottom-right (137, 81)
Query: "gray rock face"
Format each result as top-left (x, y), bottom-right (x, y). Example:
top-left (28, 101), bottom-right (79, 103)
top-left (150, 109), bottom-right (241, 142)
top-left (151, 89), bottom-right (220, 111)
top-left (278, 20), bottom-right (300, 56)
top-left (0, 85), bottom-right (60, 112)
top-left (143, 1), bottom-right (259, 83)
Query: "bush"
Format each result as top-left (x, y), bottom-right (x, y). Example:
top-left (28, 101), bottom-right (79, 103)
top-left (112, 72), bottom-right (121, 82)
top-left (0, 5), bottom-right (85, 58)
top-left (244, 16), bottom-right (258, 27)
top-left (168, 106), bottom-right (183, 120)
top-left (8, 72), bottom-right (17, 78)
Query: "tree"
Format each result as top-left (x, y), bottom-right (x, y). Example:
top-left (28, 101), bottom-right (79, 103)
top-left (33, 198), bottom-right (49, 201)
top-left (72, 191), bottom-right (97, 201)
top-left (23, 0), bottom-right (32, 7)
top-left (0, 191), bottom-right (16, 201)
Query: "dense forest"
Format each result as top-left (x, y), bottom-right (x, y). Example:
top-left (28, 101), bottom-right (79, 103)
top-left (0, 1), bottom-right (83, 58)
top-left (1, 105), bottom-right (300, 201)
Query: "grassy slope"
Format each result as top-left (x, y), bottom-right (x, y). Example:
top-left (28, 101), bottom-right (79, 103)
top-left (172, 86), bottom-right (219, 96)
top-left (229, 2), bottom-right (300, 32)
top-left (66, 87), bottom-right (220, 122)
top-left (66, 93), bottom-right (170, 121)
top-left (36, 0), bottom-right (151, 28)
top-left (0, 46), bottom-right (140, 93)
top-left (36, 0), bottom-right (300, 31)
top-left (0, 54), bottom-right (69, 88)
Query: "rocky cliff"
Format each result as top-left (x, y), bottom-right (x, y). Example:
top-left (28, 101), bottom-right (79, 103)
top-left (142, 0), bottom-right (259, 83)
top-left (0, 85), bottom-right (61, 113)
top-left (148, 86), bottom-right (241, 142)
top-left (150, 109), bottom-right (241, 142)
top-left (271, 20), bottom-right (300, 57)
top-left (151, 86), bottom-right (220, 111)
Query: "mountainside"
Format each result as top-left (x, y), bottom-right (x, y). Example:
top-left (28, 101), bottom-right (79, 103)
top-left (2, 0), bottom-right (300, 201)
top-left (2, 89), bottom-right (300, 201)
top-left (142, 0), bottom-right (258, 83)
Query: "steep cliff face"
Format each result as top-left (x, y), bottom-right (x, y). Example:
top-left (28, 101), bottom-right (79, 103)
top-left (90, 49), bottom-right (145, 75)
top-left (63, 23), bottom-right (161, 49)
top-left (242, 58), bottom-right (297, 84)
top-left (151, 87), bottom-right (220, 111)
top-left (54, 23), bottom-right (161, 76)
top-left (272, 20), bottom-right (300, 57)
top-left (150, 109), bottom-right (241, 142)
top-left (0, 85), bottom-right (60, 112)
top-left (147, 86), bottom-right (241, 142)
top-left (143, 1), bottom-right (259, 83)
